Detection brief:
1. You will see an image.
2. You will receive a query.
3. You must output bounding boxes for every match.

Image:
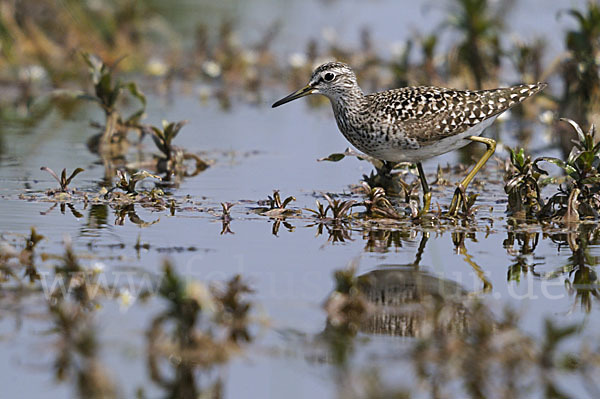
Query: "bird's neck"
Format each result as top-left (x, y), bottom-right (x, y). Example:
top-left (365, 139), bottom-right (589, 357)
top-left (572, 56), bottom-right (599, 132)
top-left (327, 86), bottom-right (366, 116)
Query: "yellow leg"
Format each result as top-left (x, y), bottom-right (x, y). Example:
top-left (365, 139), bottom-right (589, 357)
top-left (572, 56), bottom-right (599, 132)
top-left (447, 136), bottom-right (496, 216)
top-left (416, 162), bottom-right (431, 216)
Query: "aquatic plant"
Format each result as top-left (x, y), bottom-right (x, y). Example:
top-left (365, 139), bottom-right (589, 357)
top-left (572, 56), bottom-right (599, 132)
top-left (113, 203), bottom-right (159, 227)
top-left (545, 226), bottom-right (600, 312)
top-left (150, 120), bottom-right (188, 162)
top-left (148, 120), bottom-right (209, 178)
top-left (50, 299), bottom-right (117, 399)
top-left (113, 170), bottom-right (161, 196)
top-left (560, 2), bottom-right (600, 115)
top-left (509, 38), bottom-right (546, 84)
top-left (304, 199), bottom-right (329, 219)
top-left (503, 231), bottom-right (540, 283)
top-left (40, 166), bottom-right (85, 194)
top-left (449, 186), bottom-right (480, 219)
top-left (313, 221), bottom-right (353, 244)
top-left (51, 237), bottom-right (95, 305)
top-left (324, 194), bottom-right (356, 220)
top-left (359, 182), bottom-right (393, 217)
top-left (362, 229), bottom-right (413, 253)
top-left (504, 147), bottom-right (543, 218)
top-left (304, 195), bottom-right (356, 243)
top-left (535, 119), bottom-right (600, 220)
top-left (445, 0), bottom-right (508, 88)
top-left (253, 191), bottom-right (299, 235)
top-left (0, 1), bottom-right (160, 81)
top-left (270, 218), bottom-right (296, 236)
top-left (212, 275), bottom-right (254, 343)
top-left (80, 53), bottom-right (146, 153)
top-left (411, 301), bottom-right (590, 399)
top-left (555, 1), bottom-right (600, 155)
top-left (268, 190), bottom-right (295, 210)
top-left (305, 194), bottom-right (356, 221)
top-left (255, 190), bottom-right (299, 217)
top-left (220, 202), bottom-right (235, 235)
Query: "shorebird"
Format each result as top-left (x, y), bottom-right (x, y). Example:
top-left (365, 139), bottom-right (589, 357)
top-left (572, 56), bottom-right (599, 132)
top-left (272, 61), bottom-right (546, 216)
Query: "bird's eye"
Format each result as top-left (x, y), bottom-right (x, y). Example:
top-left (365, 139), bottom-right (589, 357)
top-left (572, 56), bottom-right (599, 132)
top-left (323, 72), bottom-right (335, 82)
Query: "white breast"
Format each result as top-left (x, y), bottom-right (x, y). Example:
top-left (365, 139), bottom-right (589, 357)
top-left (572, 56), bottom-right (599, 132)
top-left (367, 116), bottom-right (499, 163)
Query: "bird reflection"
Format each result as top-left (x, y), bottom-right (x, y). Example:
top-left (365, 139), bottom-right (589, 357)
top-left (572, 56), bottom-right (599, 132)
top-left (317, 231), bottom-right (480, 383)
top-left (356, 266), bottom-right (468, 337)
top-left (323, 232), bottom-right (484, 338)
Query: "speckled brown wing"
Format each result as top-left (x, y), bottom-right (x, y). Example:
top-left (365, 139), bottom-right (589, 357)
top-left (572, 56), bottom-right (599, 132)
top-left (368, 83), bottom-right (546, 145)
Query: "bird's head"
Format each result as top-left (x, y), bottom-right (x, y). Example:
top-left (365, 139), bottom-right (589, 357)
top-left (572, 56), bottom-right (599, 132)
top-left (272, 62), bottom-right (359, 107)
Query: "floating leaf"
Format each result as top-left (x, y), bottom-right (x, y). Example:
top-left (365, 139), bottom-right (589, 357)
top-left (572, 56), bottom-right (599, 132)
top-left (318, 153), bottom-right (346, 162)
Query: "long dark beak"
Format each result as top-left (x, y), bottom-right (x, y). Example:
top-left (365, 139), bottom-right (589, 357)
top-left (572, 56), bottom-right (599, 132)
top-left (272, 84), bottom-right (315, 108)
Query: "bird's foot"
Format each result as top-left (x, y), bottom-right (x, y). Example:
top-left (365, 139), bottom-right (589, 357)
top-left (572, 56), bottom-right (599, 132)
top-left (418, 191), bottom-right (432, 217)
top-left (447, 185), bottom-right (467, 217)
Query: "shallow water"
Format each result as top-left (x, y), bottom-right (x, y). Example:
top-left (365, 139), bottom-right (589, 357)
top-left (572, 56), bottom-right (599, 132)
top-left (1, 1), bottom-right (599, 398)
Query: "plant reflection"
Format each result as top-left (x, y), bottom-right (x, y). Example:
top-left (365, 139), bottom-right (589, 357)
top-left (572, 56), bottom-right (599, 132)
top-left (309, 219), bottom-right (352, 243)
top-left (47, 238), bottom-right (117, 399)
top-left (548, 225), bottom-right (600, 312)
top-left (271, 218), bottom-right (295, 237)
top-left (503, 230), bottom-right (541, 282)
top-left (114, 203), bottom-right (159, 227)
top-left (147, 262), bottom-right (255, 399)
top-left (40, 202), bottom-right (84, 218)
top-left (85, 204), bottom-right (109, 231)
top-left (362, 228), bottom-right (416, 253)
